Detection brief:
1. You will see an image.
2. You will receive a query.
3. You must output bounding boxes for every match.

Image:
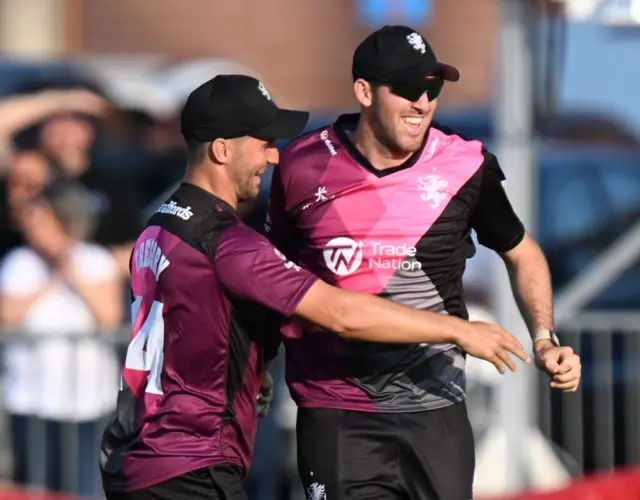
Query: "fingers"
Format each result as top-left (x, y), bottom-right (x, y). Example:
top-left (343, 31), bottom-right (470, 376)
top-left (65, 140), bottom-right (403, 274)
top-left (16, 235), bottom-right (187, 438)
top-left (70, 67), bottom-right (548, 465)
top-left (535, 346), bottom-right (581, 392)
top-left (552, 368), bottom-right (579, 384)
top-left (256, 402), bottom-right (270, 418)
top-left (550, 379), bottom-right (579, 392)
top-left (556, 346), bottom-right (575, 363)
top-left (552, 353), bottom-right (581, 391)
top-left (506, 344), bottom-right (531, 364)
top-left (496, 350), bottom-right (517, 373)
top-left (492, 327), bottom-right (531, 363)
top-left (489, 356), bottom-right (506, 375)
top-left (538, 346), bottom-right (574, 376)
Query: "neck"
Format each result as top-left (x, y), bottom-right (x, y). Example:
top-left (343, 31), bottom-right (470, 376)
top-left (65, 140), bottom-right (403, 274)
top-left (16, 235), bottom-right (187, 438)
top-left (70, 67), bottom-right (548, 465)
top-left (184, 165), bottom-right (238, 209)
top-left (352, 115), bottom-right (413, 170)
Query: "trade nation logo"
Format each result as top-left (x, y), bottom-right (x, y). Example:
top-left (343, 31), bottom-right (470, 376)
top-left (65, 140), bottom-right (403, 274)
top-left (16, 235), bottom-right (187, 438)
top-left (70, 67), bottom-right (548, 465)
top-left (322, 237), bottom-right (363, 276)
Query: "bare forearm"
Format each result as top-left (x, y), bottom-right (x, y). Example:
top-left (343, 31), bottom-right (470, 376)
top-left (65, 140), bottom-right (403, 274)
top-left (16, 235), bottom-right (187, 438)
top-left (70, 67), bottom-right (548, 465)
top-left (321, 287), bottom-right (464, 344)
top-left (503, 241), bottom-right (555, 334)
top-left (0, 92), bottom-right (68, 137)
top-left (0, 89), bottom-right (106, 138)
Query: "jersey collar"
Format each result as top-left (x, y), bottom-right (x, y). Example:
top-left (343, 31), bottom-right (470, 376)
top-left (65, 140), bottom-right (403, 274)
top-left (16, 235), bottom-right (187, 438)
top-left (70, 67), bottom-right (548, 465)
top-left (332, 113), bottom-right (430, 178)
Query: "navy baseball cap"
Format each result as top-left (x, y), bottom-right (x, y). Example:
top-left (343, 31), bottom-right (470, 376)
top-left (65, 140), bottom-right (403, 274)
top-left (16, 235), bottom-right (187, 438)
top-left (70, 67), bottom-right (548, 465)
top-left (352, 25), bottom-right (460, 85)
top-left (180, 75), bottom-right (310, 143)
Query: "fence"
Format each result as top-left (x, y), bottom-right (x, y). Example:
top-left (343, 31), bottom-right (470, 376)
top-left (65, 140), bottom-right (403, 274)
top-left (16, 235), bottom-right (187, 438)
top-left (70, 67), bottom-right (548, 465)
top-left (1, 315), bottom-right (639, 499)
top-left (537, 312), bottom-right (640, 476)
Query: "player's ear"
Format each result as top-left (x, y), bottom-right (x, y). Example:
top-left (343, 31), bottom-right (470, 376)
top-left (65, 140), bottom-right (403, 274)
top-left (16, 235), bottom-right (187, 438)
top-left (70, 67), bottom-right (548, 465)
top-left (210, 138), bottom-right (232, 165)
top-left (354, 78), bottom-right (374, 108)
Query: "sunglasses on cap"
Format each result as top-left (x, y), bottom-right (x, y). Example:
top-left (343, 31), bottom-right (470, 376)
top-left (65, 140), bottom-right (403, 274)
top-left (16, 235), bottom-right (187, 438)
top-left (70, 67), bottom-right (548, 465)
top-left (387, 77), bottom-right (445, 103)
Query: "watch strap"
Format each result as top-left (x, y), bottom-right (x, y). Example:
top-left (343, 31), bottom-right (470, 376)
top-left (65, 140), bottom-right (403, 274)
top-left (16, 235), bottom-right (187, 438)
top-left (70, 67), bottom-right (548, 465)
top-left (534, 329), bottom-right (560, 346)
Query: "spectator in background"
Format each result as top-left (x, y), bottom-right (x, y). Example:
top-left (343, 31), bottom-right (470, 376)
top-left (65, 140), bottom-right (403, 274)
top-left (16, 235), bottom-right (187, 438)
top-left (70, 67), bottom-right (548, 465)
top-left (0, 86), bottom-right (145, 278)
top-left (0, 150), bottom-right (60, 259)
top-left (0, 180), bottom-right (123, 497)
top-left (0, 87), bottom-right (106, 174)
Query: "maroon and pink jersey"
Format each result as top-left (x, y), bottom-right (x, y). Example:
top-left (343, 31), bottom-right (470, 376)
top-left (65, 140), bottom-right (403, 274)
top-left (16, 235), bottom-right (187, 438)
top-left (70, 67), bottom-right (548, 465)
top-left (266, 113), bottom-right (525, 413)
top-left (100, 183), bottom-right (317, 492)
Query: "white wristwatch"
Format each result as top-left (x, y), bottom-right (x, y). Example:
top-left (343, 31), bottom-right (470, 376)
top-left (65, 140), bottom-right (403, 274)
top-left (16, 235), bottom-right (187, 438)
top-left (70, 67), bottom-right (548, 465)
top-left (533, 329), bottom-right (560, 347)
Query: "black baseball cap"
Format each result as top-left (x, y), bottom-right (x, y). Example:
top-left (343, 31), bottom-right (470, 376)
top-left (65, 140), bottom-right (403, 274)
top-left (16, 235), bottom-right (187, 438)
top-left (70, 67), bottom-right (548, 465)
top-left (180, 74), bottom-right (310, 143)
top-left (353, 25), bottom-right (460, 85)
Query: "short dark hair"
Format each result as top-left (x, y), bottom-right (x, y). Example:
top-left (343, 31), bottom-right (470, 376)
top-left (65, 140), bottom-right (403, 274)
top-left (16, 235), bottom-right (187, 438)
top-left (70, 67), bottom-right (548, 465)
top-left (186, 141), bottom-right (208, 166)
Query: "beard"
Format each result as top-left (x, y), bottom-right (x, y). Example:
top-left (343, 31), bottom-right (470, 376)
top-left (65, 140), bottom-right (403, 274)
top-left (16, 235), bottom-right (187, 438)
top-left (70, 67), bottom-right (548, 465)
top-left (371, 111), bottom-right (425, 158)
top-left (232, 167), bottom-right (262, 202)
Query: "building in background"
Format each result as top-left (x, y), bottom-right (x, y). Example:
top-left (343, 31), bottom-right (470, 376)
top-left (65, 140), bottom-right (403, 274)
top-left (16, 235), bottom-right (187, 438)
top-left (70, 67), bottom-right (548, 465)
top-left (0, 0), bottom-right (499, 110)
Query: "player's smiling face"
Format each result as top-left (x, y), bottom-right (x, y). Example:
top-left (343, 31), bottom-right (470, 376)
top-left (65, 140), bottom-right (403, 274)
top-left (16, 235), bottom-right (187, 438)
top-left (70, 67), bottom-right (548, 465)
top-left (230, 137), bottom-right (279, 201)
top-left (370, 84), bottom-right (437, 156)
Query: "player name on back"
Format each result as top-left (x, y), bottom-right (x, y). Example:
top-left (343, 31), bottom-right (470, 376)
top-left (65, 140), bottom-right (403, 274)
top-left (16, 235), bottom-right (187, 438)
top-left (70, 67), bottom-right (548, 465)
top-left (133, 238), bottom-right (170, 281)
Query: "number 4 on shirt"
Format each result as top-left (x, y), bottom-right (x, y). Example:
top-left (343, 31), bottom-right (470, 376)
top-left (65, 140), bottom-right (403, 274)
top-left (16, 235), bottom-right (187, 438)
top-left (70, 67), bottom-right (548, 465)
top-left (121, 296), bottom-right (165, 396)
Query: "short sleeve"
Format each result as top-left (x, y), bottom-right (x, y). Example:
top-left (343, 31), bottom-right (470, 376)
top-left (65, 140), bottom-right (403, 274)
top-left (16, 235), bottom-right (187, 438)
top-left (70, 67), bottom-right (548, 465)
top-left (0, 247), bottom-right (48, 296)
top-left (74, 243), bottom-right (119, 282)
top-left (469, 150), bottom-right (526, 253)
top-left (214, 224), bottom-right (318, 317)
top-left (264, 165), bottom-right (299, 259)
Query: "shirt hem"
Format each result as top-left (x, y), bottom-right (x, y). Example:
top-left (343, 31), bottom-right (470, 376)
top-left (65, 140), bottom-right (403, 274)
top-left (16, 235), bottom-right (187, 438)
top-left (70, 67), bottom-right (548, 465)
top-left (295, 396), bottom-right (464, 414)
top-left (102, 455), bottom-right (244, 492)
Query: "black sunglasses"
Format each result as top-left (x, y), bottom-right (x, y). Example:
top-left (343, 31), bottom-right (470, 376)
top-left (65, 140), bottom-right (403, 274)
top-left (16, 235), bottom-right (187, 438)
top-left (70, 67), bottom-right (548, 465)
top-left (388, 77), bottom-right (445, 103)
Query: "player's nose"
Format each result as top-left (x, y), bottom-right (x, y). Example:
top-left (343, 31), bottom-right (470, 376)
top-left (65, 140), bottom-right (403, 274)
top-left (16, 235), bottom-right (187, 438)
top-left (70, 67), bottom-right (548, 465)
top-left (413, 92), bottom-right (433, 112)
top-left (267, 146), bottom-right (280, 165)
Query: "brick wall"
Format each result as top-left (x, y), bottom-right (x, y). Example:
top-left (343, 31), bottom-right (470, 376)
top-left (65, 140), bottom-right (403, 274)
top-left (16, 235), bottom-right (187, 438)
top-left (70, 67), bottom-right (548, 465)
top-left (80, 0), bottom-right (499, 110)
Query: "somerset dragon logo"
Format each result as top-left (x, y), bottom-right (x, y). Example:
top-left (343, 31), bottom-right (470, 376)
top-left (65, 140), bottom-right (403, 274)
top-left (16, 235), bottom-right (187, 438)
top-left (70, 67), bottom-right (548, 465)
top-left (417, 175), bottom-right (449, 209)
top-left (406, 32), bottom-right (427, 54)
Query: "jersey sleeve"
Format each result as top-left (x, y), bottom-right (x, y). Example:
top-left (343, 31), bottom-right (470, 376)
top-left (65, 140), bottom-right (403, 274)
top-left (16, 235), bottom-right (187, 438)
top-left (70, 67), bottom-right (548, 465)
top-left (469, 150), bottom-right (526, 253)
top-left (214, 224), bottom-right (318, 317)
top-left (264, 164), bottom-right (299, 259)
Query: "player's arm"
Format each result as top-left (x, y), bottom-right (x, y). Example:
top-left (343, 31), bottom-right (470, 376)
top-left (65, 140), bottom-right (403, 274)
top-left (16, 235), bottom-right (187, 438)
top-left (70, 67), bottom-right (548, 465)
top-left (470, 151), bottom-right (581, 389)
top-left (469, 150), bottom-right (553, 340)
top-left (214, 226), bottom-right (530, 374)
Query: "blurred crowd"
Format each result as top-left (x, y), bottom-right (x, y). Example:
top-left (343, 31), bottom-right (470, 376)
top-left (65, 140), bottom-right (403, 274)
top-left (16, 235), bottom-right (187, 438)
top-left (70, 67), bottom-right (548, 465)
top-left (0, 82), bottom-right (155, 494)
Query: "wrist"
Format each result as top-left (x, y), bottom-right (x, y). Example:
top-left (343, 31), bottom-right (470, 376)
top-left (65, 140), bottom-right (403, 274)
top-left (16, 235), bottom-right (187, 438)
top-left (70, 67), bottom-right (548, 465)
top-left (443, 316), bottom-right (466, 345)
top-left (533, 328), bottom-right (559, 346)
top-left (533, 338), bottom-right (556, 354)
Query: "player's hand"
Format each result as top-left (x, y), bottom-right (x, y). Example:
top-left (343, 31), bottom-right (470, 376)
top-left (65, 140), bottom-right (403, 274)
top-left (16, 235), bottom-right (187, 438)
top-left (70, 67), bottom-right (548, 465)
top-left (456, 321), bottom-right (531, 374)
top-left (534, 340), bottom-right (581, 392)
top-left (256, 370), bottom-right (274, 418)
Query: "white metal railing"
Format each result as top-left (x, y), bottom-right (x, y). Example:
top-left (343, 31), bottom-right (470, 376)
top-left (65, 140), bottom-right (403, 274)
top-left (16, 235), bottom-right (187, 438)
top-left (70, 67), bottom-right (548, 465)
top-left (537, 314), bottom-right (640, 473)
top-left (1, 317), bottom-right (639, 499)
